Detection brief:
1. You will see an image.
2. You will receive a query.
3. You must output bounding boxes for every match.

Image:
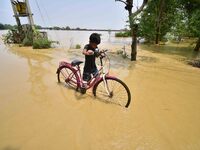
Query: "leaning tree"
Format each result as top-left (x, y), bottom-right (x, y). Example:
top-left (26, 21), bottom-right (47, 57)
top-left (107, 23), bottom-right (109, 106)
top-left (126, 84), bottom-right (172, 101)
top-left (115, 0), bottom-right (148, 61)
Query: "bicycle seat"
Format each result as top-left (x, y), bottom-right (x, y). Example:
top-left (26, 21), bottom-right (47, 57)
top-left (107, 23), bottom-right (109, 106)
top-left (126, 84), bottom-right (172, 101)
top-left (71, 60), bottom-right (83, 66)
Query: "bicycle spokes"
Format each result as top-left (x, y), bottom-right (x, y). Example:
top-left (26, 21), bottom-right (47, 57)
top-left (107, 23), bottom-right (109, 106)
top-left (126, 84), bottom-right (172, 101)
top-left (94, 78), bottom-right (131, 107)
top-left (58, 67), bottom-right (77, 88)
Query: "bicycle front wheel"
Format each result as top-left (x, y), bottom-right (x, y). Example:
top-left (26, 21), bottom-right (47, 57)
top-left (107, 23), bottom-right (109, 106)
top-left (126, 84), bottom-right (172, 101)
top-left (93, 77), bottom-right (131, 108)
top-left (57, 66), bottom-right (78, 89)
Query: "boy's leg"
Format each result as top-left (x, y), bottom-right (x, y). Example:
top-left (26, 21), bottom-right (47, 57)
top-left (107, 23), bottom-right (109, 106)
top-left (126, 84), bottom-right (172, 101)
top-left (92, 68), bottom-right (99, 77)
top-left (83, 72), bottom-right (91, 82)
top-left (81, 72), bottom-right (91, 94)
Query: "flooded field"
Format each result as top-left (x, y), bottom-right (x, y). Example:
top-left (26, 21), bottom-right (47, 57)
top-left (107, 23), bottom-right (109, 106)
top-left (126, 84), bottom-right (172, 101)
top-left (0, 31), bottom-right (200, 150)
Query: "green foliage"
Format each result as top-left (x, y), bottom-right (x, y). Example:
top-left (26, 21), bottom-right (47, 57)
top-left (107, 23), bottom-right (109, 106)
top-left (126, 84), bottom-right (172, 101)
top-left (0, 23), bottom-right (4, 30)
top-left (169, 7), bottom-right (188, 41)
top-left (137, 0), bottom-right (200, 44)
top-left (2, 25), bottom-right (53, 49)
top-left (33, 38), bottom-right (52, 49)
top-left (169, 0), bottom-right (200, 40)
top-left (34, 25), bottom-right (42, 29)
top-left (138, 0), bottom-right (178, 42)
top-left (172, 0), bottom-right (200, 50)
top-left (22, 36), bottom-right (33, 46)
top-left (52, 26), bottom-right (61, 30)
top-left (115, 31), bottom-right (131, 37)
top-left (75, 44), bottom-right (81, 49)
top-left (0, 23), bottom-right (16, 30)
top-left (22, 31), bottom-right (33, 46)
top-left (188, 9), bottom-right (200, 37)
top-left (65, 26), bottom-right (70, 30)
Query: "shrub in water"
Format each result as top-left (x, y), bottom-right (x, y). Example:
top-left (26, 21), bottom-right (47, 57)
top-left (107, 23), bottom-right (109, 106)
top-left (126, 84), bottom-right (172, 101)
top-left (22, 36), bottom-right (33, 46)
top-left (115, 31), bottom-right (131, 37)
top-left (75, 44), bottom-right (81, 49)
top-left (33, 38), bottom-right (52, 49)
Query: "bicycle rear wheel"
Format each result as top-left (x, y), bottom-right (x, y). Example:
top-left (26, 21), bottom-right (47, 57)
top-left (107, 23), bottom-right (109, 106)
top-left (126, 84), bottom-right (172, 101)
top-left (93, 77), bottom-right (131, 108)
top-left (57, 66), bottom-right (78, 89)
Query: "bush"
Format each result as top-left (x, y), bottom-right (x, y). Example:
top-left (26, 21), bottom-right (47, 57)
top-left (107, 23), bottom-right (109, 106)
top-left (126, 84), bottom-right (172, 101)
top-left (33, 38), bottom-right (52, 49)
top-left (22, 36), bottom-right (33, 46)
top-left (75, 44), bottom-right (81, 49)
top-left (115, 31), bottom-right (131, 37)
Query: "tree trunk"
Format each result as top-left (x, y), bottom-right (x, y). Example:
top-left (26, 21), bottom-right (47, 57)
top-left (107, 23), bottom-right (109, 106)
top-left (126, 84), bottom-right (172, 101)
top-left (129, 11), bottom-right (137, 61)
top-left (155, 0), bottom-right (165, 44)
top-left (194, 37), bottom-right (200, 51)
top-left (131, 25), bottom-right (138, 61)
top-left (115, 0), bottom-right (148, 61)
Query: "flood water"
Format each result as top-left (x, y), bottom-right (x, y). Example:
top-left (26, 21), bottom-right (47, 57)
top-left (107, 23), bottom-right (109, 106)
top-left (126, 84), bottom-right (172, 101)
top-left (0, 30), bottom-right (200, 150)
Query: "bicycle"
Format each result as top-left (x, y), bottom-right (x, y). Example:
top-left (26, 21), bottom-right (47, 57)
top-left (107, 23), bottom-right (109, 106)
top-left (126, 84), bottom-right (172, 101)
top-left (56, 50), bottom-right (131, 108)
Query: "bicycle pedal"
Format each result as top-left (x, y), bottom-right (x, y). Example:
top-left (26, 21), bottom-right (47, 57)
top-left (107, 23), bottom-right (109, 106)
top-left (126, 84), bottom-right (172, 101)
top-left (80, 88), bottom-right (86, 94)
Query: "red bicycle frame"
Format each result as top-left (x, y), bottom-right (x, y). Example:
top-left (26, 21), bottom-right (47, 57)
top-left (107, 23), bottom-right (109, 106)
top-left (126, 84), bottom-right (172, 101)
top-left (58, 50), bottom-right (110, 90)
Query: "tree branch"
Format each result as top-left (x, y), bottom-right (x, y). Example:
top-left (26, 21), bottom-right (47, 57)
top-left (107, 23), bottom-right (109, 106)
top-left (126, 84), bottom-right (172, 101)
top-left (132, 0), bottom-right (148, 17)
top-left (115, 0), bottom-right (127, 5)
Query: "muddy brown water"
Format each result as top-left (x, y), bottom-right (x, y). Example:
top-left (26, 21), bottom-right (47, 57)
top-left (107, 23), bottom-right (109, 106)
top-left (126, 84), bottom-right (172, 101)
top-left (0, 35), bottom-right (200, 150)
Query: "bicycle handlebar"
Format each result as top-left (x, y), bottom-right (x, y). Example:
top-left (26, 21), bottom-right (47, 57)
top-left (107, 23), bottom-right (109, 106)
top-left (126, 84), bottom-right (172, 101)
top-left (97, 49), bottom-right (108, 59)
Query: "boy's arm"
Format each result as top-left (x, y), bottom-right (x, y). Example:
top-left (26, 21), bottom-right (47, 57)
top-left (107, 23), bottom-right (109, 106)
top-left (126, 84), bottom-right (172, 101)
top-left (82, 49), bottom-right (94, 55)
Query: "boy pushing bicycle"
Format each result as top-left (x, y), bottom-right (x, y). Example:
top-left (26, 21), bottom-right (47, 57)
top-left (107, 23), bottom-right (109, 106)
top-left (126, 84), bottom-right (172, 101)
top-left (82, 33), bottom-right (101, 83)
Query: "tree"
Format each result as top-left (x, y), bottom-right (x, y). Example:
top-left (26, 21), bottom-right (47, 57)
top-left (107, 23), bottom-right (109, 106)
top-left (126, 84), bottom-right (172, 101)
top-left (115, 0), bottom-right (148, 61)
top-left (190, 9), bottom-right (200, 51)
top-left (34, 25), bottom-right (42, 29)
top-left (183, 0), bottom-right (200, 51)
top-left (169, 5), bottom-right (188, 42)
top-left (155, 0), bottom-right (165, 44)
top-left (138, 0), bottom-right (178, 43)
top-left (0, 23), bottom-right (5, 30)
top-left (171, 0), bottom-right (200, 51)
top-left (53, 26), bottom-right (61, 30)
top-left (65, 26), bottom-right (70, 30)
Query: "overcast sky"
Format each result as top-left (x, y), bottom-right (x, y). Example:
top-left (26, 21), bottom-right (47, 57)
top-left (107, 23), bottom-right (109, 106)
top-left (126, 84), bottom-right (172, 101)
top-left (0, 0), bottom-right (142, 30)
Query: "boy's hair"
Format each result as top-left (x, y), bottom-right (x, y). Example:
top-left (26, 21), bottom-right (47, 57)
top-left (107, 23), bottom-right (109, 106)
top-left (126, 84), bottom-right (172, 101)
top-left (89, 33), bottom-right (101, 44)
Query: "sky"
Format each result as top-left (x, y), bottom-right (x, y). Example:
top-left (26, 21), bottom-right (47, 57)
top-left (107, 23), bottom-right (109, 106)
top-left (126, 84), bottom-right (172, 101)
top-left (0, 0), bottom-right (142, 30)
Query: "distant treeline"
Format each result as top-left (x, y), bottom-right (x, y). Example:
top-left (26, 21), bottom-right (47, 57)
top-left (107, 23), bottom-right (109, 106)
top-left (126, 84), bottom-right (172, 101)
top-left (35, 25), bottom-right (123, 32)
top-left (0, 23), bottom-right (18, 30)
top-left (0, 23), bottom-right (123, 32)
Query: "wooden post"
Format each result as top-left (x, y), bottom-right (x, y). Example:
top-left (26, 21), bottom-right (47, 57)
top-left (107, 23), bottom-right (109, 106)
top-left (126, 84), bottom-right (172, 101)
top-left (25, 0), bottom-right (35, 30)
top-left (10, 0), bottom-right (22, 31)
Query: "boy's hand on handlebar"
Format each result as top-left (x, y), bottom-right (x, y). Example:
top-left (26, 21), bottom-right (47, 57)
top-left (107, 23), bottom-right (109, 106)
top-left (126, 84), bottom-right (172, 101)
top-left (87, 50), bottom-right (94, 55)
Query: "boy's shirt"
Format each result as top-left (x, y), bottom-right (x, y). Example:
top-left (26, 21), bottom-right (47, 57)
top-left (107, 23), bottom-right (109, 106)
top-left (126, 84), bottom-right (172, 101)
top-left (83, 44), bottom-right (97, 72)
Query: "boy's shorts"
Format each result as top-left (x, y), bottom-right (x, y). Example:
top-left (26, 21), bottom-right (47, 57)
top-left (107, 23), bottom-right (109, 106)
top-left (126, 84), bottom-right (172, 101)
top-left (83, 68), bottom-right (98, 82)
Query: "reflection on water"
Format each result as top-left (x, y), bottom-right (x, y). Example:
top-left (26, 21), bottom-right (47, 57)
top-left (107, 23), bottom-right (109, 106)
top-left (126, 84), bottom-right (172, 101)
top-left (0, 31), bottom-right (200, 150)
top-left (140, 44), bottom-right (200, 59)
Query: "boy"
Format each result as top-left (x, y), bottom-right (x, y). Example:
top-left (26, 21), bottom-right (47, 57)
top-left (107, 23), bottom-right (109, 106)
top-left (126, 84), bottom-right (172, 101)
top-left (82, 33), bottom-right (101, 83)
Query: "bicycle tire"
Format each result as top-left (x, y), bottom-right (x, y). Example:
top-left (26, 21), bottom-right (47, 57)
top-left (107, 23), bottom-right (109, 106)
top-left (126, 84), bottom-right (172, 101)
top-left (93, 77), bottom-right (131, 108)
top-left (57, 66), bottom-right (79, 89)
